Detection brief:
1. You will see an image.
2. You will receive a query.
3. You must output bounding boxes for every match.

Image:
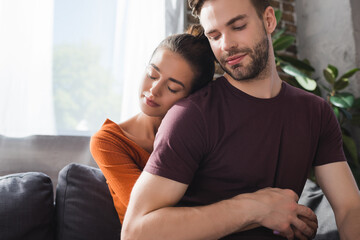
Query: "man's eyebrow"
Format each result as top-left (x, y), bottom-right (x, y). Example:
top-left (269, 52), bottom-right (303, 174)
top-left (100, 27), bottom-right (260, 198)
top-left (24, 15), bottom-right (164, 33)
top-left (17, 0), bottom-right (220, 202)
top-left (226, 14), bottom-right (248, 26)
top-left (205, 14), bottom-right (248, 36)
top-left (150, 63), bottom-right (185, 88)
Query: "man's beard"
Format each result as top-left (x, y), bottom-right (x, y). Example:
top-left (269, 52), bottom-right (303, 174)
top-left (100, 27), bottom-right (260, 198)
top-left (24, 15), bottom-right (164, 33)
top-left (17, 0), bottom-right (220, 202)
top-left (218, 31), bottom-right (270, 81)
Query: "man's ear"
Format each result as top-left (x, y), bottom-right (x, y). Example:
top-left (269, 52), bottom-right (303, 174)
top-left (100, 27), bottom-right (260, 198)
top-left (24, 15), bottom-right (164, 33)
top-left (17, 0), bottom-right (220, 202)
top-left (263, 6), bottom-right (277, 34)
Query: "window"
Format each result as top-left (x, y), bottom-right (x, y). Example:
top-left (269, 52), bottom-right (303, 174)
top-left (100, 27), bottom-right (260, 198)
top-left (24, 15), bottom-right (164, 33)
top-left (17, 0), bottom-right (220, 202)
top-left (0, 0), bottom-right (185, 137)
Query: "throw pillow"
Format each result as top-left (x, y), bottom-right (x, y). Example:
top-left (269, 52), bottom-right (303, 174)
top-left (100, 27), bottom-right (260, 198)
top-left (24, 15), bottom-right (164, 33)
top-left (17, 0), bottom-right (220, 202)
top-left (0, 172), bottom-right (55, 240)
top-left (55, 163), bottom-right (121, 240)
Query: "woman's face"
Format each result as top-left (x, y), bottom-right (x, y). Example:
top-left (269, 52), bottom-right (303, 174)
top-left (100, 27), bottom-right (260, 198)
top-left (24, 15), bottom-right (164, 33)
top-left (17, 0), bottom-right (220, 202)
top-left (139, 48), bottom-right (195, 117)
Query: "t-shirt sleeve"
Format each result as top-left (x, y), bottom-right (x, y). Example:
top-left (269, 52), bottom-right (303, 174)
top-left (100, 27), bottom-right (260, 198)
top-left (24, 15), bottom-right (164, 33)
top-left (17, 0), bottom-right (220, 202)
top-left (144, 99), bottom-right (208, 184)
top-left (313, 101), bottom-right (347, 166)
top-left (90, 129), bottom-right (142, 222)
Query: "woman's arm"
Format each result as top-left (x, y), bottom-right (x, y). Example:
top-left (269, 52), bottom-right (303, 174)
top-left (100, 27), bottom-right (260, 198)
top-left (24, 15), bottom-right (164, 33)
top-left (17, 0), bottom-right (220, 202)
top-left (315, 161), bottom-right (360, 239)
top-left (90, 135), bottom-right (145, 222)
top-left (122, 171), bottom-right (317, 240)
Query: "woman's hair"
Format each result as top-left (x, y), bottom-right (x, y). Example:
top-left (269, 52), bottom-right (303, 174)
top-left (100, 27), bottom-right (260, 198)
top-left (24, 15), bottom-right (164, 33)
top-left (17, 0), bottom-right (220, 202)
top-left (151, 25), bottom-right (215, 93)
top-left (188, 0), bottom-right (270, 19)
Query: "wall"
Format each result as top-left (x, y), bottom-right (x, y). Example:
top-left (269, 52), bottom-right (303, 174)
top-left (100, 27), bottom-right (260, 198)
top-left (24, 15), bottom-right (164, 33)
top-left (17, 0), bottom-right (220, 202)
top-left (350, 0), bottom-right (360, 83)
top-left (296, 0), bottom-right (359, 96)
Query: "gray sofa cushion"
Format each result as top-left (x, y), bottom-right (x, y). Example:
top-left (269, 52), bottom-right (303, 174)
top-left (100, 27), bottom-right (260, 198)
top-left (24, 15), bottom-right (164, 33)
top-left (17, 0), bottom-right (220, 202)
top-left (55, 163), bottom-right (121, 240)
top-left (0, 172), bottom-right (55, 240)
top-left (299, 179), bottom-right (340, 240)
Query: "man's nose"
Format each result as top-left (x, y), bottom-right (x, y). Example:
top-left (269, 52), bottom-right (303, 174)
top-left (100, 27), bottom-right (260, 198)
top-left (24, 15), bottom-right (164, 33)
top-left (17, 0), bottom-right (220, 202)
top-left (221, 35), bottom-right (237, 51)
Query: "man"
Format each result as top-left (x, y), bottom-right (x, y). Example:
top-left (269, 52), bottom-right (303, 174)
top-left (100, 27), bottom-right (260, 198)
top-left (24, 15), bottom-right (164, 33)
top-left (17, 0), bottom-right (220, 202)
top-left (121, 0), bottom-right (360, 239)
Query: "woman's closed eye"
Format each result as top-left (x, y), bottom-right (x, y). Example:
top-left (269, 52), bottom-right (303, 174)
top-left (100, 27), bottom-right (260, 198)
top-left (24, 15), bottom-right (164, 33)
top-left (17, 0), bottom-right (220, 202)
top-left (167, 86), bottom-right (178, 93)
top-left (148, 73), bottom-right (157, 80)
top-left (167, 81), bottom-right (184, 94)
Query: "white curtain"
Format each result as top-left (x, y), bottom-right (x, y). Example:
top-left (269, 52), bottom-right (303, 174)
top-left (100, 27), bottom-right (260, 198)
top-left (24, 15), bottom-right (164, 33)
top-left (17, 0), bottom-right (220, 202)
top-left (0, 0), bottom-right (55, 137)
top-left (116, 0), bottom-right (185, 121)
top-left (0, 0), bottom-right (184, 136)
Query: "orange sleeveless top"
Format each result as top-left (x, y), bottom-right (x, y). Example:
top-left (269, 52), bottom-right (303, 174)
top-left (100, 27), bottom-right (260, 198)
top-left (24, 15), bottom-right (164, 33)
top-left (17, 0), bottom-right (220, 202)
top-left (90, 119), bottom-right (150, 223)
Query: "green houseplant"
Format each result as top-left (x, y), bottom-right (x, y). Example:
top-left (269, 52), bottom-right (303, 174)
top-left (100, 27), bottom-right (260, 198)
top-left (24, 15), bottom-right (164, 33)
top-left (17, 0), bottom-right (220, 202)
top-left (273, 10), bottom-right (360, 186)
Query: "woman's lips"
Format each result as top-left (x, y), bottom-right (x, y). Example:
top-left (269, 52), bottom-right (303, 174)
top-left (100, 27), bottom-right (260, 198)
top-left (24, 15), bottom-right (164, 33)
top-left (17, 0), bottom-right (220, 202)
top-left (226, 54), bottom-right (247, 66)
top-left (145, 97), bottom-right (160, 107)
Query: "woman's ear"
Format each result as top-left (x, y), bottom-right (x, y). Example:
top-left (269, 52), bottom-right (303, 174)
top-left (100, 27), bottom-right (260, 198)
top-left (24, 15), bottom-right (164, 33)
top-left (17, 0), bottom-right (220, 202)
top-left (263, 6), bottom-right (277, 34)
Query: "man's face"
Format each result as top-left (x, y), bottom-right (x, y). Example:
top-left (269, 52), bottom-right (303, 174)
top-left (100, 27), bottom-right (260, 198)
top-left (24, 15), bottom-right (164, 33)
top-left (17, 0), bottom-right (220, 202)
top-left (199, 0), bottom-right (269, 81)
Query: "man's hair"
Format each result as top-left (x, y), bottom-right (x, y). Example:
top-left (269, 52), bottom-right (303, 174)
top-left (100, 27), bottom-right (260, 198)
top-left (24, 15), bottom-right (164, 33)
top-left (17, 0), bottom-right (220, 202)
top-left (188, 0), bottom-right (270, 19)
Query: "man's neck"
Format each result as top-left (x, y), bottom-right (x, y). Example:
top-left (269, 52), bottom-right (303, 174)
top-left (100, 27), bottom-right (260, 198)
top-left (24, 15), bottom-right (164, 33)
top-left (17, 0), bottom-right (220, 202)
top-left (224, 65), bottom-right (283, 99)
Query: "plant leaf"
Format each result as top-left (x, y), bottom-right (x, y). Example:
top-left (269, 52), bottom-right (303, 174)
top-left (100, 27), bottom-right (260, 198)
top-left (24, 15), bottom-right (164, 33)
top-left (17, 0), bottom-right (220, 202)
top-left (330, 93), bottom-right (355, 108)
top-left (272, 29), bottom-right (286, 41)
top-left (339, 108), bottom-right (352, 120)
top-left (323, 68), bottom-right (335, 85)
top-left (277, 54), bottom-right (315, 72)
top-left (275, 9), bottom-right (282, 24)
top-left (328, 64), bottom-right (338, 78)
top-left (334, 78), bottom-right (349, 91)
top-left (313, 86), bottom-right (322, 97)
top-left (281, 64), bottom-right (317, 91)
top-left (333, 107), bottom-right (340, 120)
top-left (319, 83), bottom-right (331, 92)
top-left (342, 133), bottom-right (359, 166)
top-left (273, 35), bottom-right (295, 51)
top-left (339, 68), bottom-right (360, 79)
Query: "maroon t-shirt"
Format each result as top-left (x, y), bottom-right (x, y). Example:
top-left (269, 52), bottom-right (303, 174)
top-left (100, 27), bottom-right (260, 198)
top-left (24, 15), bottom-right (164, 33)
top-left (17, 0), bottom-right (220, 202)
top-left (144, 76), bottom-right (346, 239)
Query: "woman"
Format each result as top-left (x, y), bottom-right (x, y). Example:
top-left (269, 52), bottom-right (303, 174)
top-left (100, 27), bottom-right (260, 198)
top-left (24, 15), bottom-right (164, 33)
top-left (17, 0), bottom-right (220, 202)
top-left (90, 26), bottom-right (215, 223)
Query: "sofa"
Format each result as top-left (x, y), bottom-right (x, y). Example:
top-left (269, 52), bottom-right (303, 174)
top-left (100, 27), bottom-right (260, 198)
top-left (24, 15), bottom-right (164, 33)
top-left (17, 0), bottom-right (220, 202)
top-left (0, 135), bottom-right (340, 240)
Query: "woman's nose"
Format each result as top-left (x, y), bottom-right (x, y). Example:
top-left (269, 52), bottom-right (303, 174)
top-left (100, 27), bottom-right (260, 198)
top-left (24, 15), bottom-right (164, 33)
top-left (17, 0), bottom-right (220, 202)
top-left (150, 79), bottom-right (162, 96)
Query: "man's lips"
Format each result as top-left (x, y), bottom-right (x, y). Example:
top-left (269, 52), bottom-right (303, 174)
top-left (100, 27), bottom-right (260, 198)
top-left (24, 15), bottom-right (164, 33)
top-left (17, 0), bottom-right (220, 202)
top-left (145, 97), bottom-right (160, 107)
top-left (226, 54), bottom-right (247, 66)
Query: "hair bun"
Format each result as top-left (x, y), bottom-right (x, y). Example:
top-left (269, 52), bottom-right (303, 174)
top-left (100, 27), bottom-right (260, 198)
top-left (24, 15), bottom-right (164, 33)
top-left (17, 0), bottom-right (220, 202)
top-left (186, 24), bottom-right (207, 40)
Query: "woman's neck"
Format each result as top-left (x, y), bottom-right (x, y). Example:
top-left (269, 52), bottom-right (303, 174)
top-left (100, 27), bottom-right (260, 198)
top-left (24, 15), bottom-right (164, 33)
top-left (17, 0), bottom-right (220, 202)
top-left (119, 113), bottom-right (162, 152)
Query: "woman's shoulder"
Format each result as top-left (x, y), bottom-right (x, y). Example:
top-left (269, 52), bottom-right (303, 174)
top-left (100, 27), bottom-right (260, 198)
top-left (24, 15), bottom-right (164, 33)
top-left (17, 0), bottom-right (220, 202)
top-left (90, 118), bottom-right (150, 156)
top-left (92, 119), bottom-right (124, 139)
top-left (90, 119), bottom-right (130, 150)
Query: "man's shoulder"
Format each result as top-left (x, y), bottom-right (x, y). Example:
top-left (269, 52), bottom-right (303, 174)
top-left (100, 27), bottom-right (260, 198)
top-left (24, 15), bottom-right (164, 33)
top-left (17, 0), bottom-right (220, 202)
top-left (284, 82), bottom-right (327, 105)
top-left (179, 76), bottom-right (225, 107)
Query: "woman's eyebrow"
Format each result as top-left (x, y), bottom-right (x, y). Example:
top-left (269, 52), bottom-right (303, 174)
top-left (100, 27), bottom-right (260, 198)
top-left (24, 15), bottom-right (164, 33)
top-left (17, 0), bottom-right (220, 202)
top-left (150, 63), bottom-right (160, 72)
top-left (150, 63), bottom-right (185, 89)
top-left (169, 78), bottom-right (185, 88)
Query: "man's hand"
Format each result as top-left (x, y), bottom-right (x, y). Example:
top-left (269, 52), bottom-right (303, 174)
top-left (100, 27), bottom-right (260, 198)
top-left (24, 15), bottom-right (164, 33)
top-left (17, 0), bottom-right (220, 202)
top-left (239, 188), bottom-right (318, 240)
